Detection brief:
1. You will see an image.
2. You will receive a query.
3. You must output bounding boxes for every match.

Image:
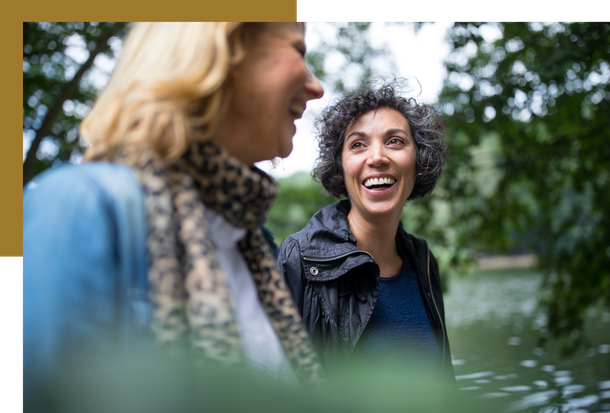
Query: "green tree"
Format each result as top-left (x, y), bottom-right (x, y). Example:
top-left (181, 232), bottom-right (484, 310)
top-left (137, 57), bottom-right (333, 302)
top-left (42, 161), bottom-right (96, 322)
top-left (23, 22), bottom-right (128, 186)
top-left (267, 173), bottom-right (336, 243)
top-left (439, 22), bottom-right (610, 352)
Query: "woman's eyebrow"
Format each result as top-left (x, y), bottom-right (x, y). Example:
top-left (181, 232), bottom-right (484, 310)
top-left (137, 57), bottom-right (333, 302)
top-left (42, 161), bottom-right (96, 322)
top-left (346, 128), bottom-right (410, 141)
top-left (384, 128), bottom-right (410, 136)
top-left (345, 131), bottom-right (367, 140)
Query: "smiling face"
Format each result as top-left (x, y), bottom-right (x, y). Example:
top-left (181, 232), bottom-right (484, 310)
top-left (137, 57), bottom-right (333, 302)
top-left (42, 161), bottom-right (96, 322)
top-left (214, 23), bottom-right (324, 165)
top-left (341, 108), bottom-right (417, 222)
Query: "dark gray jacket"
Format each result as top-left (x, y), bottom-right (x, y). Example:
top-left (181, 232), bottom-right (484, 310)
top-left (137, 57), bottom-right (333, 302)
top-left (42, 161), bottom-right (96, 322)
top-left (277, 200), bottom-right (455, 380)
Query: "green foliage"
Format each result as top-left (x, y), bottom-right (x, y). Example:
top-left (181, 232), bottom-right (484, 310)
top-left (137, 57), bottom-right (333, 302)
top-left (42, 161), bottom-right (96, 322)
top-left (267, 173), bottom-right (336, 244)
top-left (31, 349), bottom-right (495, 413)
top-left (401, 195), bottom-right (479, 291)
top-left (23, 22), bottom-right (128, 185)
top-left (438, 22), bottom-right (610, 351)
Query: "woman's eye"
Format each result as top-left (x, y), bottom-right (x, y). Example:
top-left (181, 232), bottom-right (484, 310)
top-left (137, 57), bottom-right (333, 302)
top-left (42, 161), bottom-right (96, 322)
top-left (351, 142), bottom-right (363, 149)
top-left (388, 138), bottom-right (403, 145)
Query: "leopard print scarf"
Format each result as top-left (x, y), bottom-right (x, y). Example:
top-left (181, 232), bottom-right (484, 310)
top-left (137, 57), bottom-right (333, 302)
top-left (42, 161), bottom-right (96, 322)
top-left (128, 141), bottom-right (323, 384)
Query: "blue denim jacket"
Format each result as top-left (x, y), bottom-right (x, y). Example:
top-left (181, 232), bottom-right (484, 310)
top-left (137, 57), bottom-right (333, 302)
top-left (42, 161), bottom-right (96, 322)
top-left (23, 162), bottom-right (152, 385)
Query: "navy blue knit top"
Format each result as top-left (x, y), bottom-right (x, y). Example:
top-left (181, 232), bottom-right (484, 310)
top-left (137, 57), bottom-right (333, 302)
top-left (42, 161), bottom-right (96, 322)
top-left (355, 257), bottom-right (440, 367)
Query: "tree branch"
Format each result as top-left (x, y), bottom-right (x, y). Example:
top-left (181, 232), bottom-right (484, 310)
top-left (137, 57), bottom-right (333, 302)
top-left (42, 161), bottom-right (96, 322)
top-left (23, 22), bottom-right (127, 186)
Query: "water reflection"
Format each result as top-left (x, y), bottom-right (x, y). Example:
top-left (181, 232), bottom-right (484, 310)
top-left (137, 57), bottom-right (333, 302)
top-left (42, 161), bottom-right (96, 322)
top-left (444, 268), bottom-right (610, 412)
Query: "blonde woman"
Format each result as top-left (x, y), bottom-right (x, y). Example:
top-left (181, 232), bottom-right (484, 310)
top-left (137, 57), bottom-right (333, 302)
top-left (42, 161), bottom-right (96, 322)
top-left (23, 22), bottom-right (324, 398)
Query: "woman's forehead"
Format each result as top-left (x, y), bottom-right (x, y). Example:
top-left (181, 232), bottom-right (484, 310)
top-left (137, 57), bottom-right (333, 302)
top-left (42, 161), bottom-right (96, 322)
top-left (345, 108), bottom-right (410, 135)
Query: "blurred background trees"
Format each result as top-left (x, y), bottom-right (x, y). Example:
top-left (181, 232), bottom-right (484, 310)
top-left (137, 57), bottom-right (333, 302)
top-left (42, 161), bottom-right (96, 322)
top-left (23, 22), bottom-right (128, 186)
top-left (438, 22), bottom-right (610, 351)
top-left (22, 22), bottom-right (609, 351)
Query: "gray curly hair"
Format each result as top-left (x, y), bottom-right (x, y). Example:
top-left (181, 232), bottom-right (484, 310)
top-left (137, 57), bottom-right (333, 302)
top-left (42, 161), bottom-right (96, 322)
top-left (313, 80), bottom-right (447, 200)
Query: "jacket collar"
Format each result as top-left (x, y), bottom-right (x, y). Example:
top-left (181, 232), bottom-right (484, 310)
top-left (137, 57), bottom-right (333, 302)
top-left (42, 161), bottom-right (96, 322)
top-left (300, 200), bottom-right (358, 258)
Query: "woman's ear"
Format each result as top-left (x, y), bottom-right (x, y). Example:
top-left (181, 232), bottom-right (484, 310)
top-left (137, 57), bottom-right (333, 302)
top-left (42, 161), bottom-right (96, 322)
top-left (226, 24), bottom-right (250, 67)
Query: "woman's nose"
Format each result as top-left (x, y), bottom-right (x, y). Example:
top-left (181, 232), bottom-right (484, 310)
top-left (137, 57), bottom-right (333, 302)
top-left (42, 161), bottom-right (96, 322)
top-left (367, 142), bottom-right (389, 167)
top-left (305, 72), bottom-right (324, 100)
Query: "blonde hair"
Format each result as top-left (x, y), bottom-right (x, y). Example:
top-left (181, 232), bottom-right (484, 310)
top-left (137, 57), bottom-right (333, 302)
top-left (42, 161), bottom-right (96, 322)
top-left (81, 22), bottom-right (251, 163)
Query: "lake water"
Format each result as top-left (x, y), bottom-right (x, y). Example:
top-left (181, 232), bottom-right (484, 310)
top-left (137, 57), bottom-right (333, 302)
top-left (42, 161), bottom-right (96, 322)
top-left (444, 268), bottom-right (610, 413)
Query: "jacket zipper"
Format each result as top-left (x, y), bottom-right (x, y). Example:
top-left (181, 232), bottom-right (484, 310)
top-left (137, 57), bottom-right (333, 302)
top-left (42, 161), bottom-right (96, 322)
top-left (303, 250), bottom-right (374, 262)
top-left (425, 240), bottom-right (446, 375)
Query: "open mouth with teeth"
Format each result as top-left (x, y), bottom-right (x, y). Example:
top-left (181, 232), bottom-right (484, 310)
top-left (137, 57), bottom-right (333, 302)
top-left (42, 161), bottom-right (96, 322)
top-left (363, 177), bottom-right (396, 190)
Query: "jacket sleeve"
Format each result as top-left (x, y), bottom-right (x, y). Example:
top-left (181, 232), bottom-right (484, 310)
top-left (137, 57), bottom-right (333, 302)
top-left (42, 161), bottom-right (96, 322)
top-left (276, 236), bottom-right (306, 314)
top-left (23, 166), bottom-right (134, 387)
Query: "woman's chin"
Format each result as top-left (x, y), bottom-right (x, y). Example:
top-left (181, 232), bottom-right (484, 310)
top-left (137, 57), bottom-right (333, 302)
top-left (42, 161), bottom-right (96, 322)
top-left (358, 202), bottom-right (403, 219)
top-left (277, 142), bottom-right (294, 160)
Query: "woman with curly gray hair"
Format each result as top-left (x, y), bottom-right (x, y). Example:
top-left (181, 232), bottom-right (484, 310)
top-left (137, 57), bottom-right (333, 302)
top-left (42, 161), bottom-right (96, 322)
top-left (277, 81), bottom-right (455, 381)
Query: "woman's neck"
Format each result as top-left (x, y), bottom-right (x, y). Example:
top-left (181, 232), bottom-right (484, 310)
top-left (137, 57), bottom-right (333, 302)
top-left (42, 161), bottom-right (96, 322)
top-left (347, 209), bottom-right (403, 278)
